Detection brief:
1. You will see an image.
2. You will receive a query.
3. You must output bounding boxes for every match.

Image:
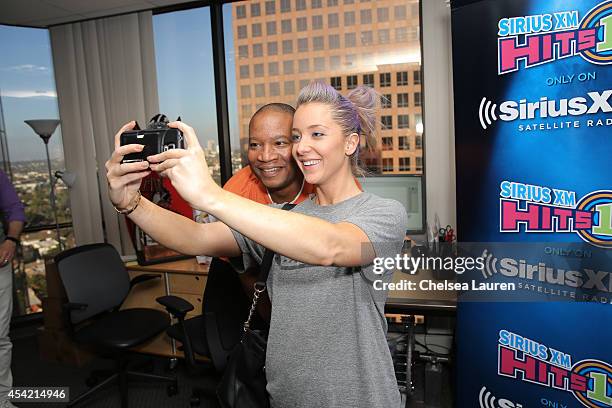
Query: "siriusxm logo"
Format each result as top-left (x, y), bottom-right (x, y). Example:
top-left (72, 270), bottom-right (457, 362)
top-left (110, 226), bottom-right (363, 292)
top-left (478, 89), bottom-right (612, 129)
top-left (479, 386), bottom-right (523, 408)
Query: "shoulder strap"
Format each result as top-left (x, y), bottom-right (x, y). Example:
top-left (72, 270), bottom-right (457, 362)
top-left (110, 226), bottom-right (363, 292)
top-left (243, 203), bottom-right (295, 331)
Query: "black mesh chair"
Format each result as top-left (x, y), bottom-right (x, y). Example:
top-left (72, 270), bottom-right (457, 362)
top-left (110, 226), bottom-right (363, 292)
top-left (157, 257), bottom-right (250, 406)
top-left (54, 243), bottom-right (178, 408)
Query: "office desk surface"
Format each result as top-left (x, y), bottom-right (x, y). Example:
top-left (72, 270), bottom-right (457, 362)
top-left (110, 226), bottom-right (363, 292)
top-left (125, 258), bottom-right (209, 275)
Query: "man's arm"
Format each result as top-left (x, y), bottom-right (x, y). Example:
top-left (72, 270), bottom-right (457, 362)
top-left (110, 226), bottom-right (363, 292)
top-left (0, 170), bottom-right (26, 266)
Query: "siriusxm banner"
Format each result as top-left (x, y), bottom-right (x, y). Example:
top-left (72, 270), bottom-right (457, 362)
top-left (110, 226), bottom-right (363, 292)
top-left (451, 0), bottom-right (612, 407)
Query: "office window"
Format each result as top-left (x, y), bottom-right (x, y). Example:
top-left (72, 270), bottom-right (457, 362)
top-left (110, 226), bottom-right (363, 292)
top-left (397, 71), bottom-right (408, 86)
top-left (281, 19), bottom-right (292, 33)
top-left (383, 158), bottom-right (393, 172)
top-left (399, 157), bottom-right (411, 171)
top-left (237, 25), bottom-right (247, 39)
top-left (314, 57), bottom-right (325, 71)
top-left (255, 83), bottom-right (265, 97)
top-left (381, 115), bottom-right (392, 129)
top-left (254, 63), bottom-right (264, 77)
top-left (416, 135), bottom-right (423, 149)
top-left (237, 5), bottom-right (246, 18)
top-left (415, 92), bottom-right (422, 106)
top-left (361, 30), bottom-right (373, 45)
top-left (328, 13), bottom-right (339, 28)
top-left (240, 85), bottom-right (251, 97)
top-left (395, 27), bottom-right (408, 42)
top-left (382, 94), bottom-right (392, 108)
top-left (313, 36), bottom-right (324, 51)
top-left (382, 137), bottom-right (393, 151)
top-left (329, 55), bottom-right (341, 69)
top-left (329, 34), bottom-right (340, 49)
top-left (395, 5), bottom-right (407, 19)
top-left (398, 114), bottom-right (409, 129)
top-left (270, 82), bottom-right (280, 96)
top-left (253, 43), bottom-right (263, 57)
top-left (360, 9), bottom-right (372, 24)
top-left (414, 70), bottom-right (422, 85)
top-left (345, 33), bottom-right (356, 48)
top-left (377, 8), bottom-right (389, 22)
top-left (416, 157), bottom-right (423, 172)
top-left (298, 58), bottom-right (310, 73)
top-left (268, 62), bottom-right (279, 75)
top-left (282, 39), bottom-right (293, 53)
top-left (267, 41), bottom-right (278, 55)
top-left (297, 17), bottom-right (307, 31)
top-left (380, 72), bottom-right (391, 87)
top-left (238, 45), bottom-right (248, 59)
top-left (378, 29), bottom-right (390, 44)
top-left (399, 136), bottom-right (409, 150)
top-left (252, 23), bottom-right (262, 37)
top-left (331, 76), bottom-right (342, 90)
top-left (266, 21), bottom-right (277, 35)
top-left (241, 104), bottom-right (251, 116)
top-left (347, 75), bottom-right (358, 89)
top-left (265, 1), bottom-right (276, 15)
top-left (344, 11), bottom-right (355, 26)
top-left (411, 4), bottom-right (419, 16)
top-left (284, 80), bottom-right (295, 95)
top-left (240, 65), bottom-right (250, 78)
top-left (408, 27), bottom-right (419, 41)
top-left (283, 60), bottom-right (294, 74)
top-left (225, 0), bottom-right (425, 177)
top-left (251, 3), bottom-right (261, 16)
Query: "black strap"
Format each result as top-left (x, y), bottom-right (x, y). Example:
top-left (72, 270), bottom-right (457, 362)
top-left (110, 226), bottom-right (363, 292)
top-left (256, 203), bottom-right (296, 286)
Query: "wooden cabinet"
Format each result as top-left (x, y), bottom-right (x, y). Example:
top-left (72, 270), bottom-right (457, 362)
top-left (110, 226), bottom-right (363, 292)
top-left (123, 258), bottom-right (209, 358)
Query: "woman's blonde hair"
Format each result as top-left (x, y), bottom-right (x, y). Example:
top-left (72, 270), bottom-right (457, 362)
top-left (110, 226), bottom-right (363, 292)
top-left (296, 81), bottom-right (380, 176)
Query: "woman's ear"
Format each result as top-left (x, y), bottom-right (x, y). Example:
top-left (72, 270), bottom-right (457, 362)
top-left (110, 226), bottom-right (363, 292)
top-left (345, 132), bottom-right (360, 156)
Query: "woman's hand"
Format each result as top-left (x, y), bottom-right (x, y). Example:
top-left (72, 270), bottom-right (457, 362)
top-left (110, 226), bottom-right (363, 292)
top-left (105, 121), bottom-right (152, 210)
top-left (147, 121), bottom-right (221, 211)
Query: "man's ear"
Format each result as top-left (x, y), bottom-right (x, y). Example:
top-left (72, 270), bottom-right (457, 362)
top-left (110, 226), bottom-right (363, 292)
top-left (345, 132), bottom-right (360, 156)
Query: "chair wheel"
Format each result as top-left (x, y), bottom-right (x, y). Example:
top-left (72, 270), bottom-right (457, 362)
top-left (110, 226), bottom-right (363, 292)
top-left (189, 396), bottom-right (201, 407)
top-left (167, 382), bottom-right (179, 397)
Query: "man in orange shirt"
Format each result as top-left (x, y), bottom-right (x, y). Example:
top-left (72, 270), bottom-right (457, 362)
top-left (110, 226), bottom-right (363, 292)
top-left (224, 103), bottom-right (314, 204)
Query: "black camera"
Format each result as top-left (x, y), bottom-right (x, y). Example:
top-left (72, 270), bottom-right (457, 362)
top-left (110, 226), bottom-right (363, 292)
top-left (120, 114), bottom-right (184, 163)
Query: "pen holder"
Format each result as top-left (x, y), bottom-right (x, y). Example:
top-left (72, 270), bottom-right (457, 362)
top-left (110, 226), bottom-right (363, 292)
top-left (430, 241), bottom-right (457, 281)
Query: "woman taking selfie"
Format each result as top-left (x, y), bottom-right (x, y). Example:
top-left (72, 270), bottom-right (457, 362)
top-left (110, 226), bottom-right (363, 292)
top-left (106, 81), bottom-right (407, 408)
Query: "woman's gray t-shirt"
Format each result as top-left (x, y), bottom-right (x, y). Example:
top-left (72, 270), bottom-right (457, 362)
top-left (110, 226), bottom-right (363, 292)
top-left (231, 192), bottom-right (408, 408)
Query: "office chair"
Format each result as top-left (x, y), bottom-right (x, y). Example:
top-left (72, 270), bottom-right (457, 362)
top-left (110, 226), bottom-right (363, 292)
top-left (54, 243), bottom-right (178, 408)
top-left (157, 257), bottom-right (250, 407)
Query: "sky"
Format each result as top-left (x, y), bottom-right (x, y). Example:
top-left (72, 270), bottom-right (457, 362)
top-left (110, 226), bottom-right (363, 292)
top-left (0, 5), bottom-right (238, 163)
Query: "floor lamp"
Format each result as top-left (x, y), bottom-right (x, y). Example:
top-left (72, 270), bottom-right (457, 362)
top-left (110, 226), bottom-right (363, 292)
top-left (24, 119), bottom-right (63, 251)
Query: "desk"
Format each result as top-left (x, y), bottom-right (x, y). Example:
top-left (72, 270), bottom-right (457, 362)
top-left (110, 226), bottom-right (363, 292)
top-left (385, 269), bottom-right (457, 316)
top-left (122, 258), bottom-right (209, 358)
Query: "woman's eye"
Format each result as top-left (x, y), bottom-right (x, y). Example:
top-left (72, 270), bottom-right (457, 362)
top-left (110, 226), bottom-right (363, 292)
top-left (312, 132), bottom-right (324, 137)
top-left (291, 134), bottom-right (301, 142)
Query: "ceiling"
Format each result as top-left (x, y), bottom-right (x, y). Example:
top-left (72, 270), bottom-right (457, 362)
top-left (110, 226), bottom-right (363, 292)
top-left (0, 0), bottom-right (199, 28)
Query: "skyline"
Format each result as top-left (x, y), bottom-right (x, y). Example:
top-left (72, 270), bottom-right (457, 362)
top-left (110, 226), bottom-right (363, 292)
top-left (0, 6), bottom-right (240, 163)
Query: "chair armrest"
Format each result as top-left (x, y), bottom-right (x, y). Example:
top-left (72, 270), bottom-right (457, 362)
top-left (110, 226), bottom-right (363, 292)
top-left (130, 273), bottom-right (161, 289)
top-left (156, 295), bottom-right (194, 319)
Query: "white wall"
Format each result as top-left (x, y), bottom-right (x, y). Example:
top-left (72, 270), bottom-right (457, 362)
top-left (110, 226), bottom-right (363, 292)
top-left (421, 0), bottom-right (456, 232)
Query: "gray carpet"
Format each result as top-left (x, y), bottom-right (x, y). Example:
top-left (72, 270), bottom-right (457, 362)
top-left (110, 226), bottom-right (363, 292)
top-left (10, 325), bottom-right (219, 408)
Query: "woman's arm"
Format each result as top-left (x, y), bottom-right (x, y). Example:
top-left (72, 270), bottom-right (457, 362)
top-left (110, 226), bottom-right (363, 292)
top-left (105, 122), bottom-right (240, 258)
top-left (149, 122), bottom-right (375, 267)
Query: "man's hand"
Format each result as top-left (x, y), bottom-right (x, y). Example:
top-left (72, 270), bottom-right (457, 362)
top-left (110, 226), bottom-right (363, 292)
top-left (0, 240), bottom-right (17, 267)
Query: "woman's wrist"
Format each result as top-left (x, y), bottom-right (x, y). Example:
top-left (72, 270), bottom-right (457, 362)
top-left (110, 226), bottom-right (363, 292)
top-left (113, 191), bottom-right (142, 215)
top-left (196, 184), bottom-right (226, 214)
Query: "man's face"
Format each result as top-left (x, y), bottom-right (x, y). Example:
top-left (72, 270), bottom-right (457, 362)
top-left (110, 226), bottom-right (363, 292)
top-left (248, 111), bottom-right (300, 191)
